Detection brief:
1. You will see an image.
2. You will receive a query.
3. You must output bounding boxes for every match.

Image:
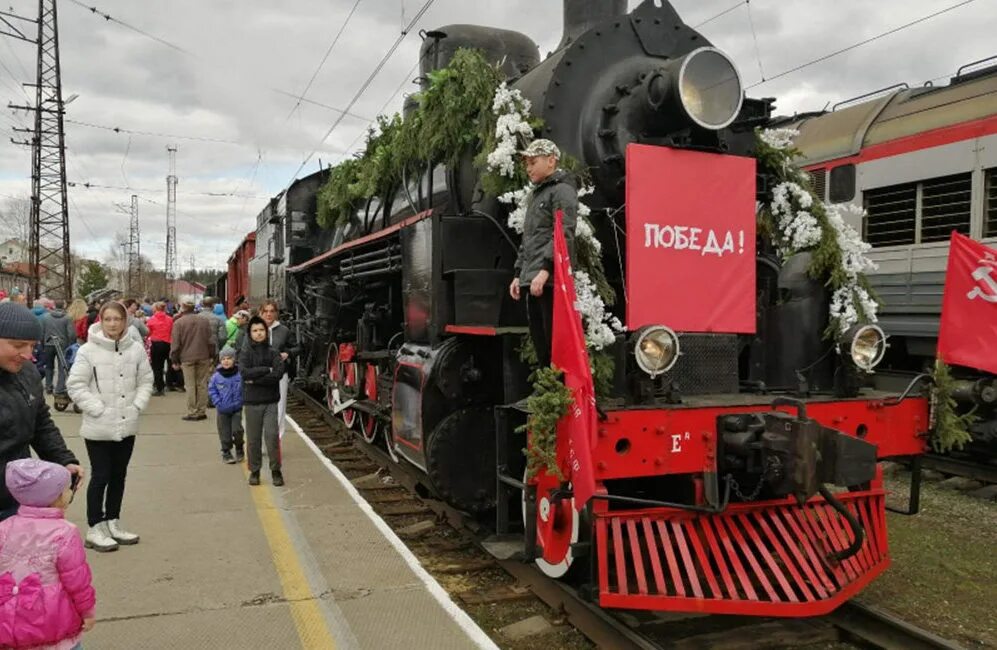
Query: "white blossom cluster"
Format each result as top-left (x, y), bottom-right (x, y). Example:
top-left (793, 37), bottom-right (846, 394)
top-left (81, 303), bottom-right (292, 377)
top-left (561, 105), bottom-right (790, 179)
top-left (486, 83), bottom-right (534, 178)
top-left (498, 186), bottom-right (532, 234)
top-left (770, 181), bottom-right (822, 255)
top-left (573, 269), bottom-right (624, 350)
top-left (825, 203), bottom-right (879, 332)
top-left (829, 285), bottom-right (879, 335)
top-left (758, 128), bottom-right (799, 150)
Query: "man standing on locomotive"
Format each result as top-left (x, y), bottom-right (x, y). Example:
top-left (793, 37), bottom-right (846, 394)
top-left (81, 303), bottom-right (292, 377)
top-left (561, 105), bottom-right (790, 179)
top-left (508, 139), bottom-right (578, 369)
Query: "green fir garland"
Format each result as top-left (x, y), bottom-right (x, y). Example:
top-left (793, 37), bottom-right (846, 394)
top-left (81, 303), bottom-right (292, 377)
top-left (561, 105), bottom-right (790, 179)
top-left (930, 360), bottom-right (976, 453)
top-left (519, 366), bottom-right (572, 480)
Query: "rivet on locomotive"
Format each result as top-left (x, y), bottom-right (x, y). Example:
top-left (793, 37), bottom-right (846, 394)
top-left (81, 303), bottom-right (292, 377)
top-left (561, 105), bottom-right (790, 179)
top-left (250, 0), bottom-right (929, 618)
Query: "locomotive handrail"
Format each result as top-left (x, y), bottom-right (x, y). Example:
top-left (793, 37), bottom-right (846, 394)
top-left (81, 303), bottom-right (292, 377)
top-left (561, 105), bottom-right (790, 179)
top-left (956, 54), bottom-right (997, 77)
top-left (832, 83), bottom-right (909, 111)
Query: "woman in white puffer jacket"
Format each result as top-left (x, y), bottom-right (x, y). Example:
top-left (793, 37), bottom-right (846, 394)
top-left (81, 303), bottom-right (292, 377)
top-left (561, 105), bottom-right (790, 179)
top-left (67, 301), bottom-right (153, 553)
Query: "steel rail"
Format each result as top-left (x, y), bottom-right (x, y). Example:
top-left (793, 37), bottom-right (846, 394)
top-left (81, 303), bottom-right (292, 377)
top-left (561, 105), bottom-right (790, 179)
top-left (827, 601), bottom-right (967, 650)
top-left (922, 454), bottom-right (997, 485)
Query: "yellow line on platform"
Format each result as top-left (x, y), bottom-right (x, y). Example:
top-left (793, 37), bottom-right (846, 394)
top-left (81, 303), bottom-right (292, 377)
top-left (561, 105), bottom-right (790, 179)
top-left (246, 470), bottom-right (337, 650)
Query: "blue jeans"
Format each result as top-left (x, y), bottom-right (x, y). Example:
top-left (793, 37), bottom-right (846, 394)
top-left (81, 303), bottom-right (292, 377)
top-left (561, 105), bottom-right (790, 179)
top-left (44, 345), bottom-right (68, 394)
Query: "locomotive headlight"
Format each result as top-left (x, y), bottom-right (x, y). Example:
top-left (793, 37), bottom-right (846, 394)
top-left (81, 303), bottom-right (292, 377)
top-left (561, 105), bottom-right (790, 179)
top-left (633, 325), bottom-right (680, 377)
top-left (676, 47), bottom-right (743, 130)
top-left (643, 47), bottom-right (743, 131)
top-left (840, 324), bottom-right (887, 372)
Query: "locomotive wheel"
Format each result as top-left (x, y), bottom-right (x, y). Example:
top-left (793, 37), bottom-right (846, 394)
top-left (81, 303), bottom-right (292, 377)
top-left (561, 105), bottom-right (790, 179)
top-left (340, 360), bottom-right (359, 430)
top-left (523, 468), bottom-right (578, 578)
top-left (358, 364), bottom-right (379, 444)
top-left (325, 342), bottom-right (341, 412)
top-left (326, 342), bottom-right (358, 429)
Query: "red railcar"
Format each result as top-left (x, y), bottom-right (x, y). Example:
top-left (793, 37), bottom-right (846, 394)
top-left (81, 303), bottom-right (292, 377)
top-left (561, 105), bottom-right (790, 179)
top-left (225, 232), bottom-right (255, 313)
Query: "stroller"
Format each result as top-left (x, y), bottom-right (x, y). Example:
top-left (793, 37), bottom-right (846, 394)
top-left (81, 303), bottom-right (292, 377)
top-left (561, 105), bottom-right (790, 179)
top-left (47, 336), bottom-right (81, 413)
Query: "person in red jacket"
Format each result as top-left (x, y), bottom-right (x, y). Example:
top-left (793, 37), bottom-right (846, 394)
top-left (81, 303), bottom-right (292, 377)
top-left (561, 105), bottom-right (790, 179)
top-left (147, 301), bottom-right (173, 396)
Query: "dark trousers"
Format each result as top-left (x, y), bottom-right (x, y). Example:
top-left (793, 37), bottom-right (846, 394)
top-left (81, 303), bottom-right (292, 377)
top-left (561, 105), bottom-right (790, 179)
top-left (43, 344), bottom-right (68, 394)
top-left (150, 341), bottom-right (171, 392)
top-left (244, 403), bottom-right (280, 473)
top-left (85, 436), bottom-right (136, 527)
top-left (527, 290), bottom-right (554, 369)
top-left (217, 409), bottom-right (245, 454)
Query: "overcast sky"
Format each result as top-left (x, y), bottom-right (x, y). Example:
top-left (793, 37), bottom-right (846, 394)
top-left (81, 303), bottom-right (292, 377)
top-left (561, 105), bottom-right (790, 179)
top-left (0, 0), bottom-right (992, 270)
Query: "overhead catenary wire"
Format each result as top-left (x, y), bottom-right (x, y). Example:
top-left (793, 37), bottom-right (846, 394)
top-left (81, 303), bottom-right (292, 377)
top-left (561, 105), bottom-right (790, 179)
top-left (286, 0), bottom-right (364, 122)
top-left (693, 1), bottom-right (745, 28)
top-left (284, 0), bottom-right (437, 187)
top-left (344, 59), bottom-right (422, 156)
top-left (65, 118), bottom-right (245, 145)
top-left (746, 0), bottom-right (978, 89)
top-left (68, 180), bottom-right (270, 200)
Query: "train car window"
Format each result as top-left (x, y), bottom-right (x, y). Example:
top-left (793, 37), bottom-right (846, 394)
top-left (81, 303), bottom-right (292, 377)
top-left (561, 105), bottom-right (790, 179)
top-left (920, 172), bottom-right (971, 243)
top-left (863, 182), bottom-right (916, 247)
top-left (986, 168), bottom-right (997, 238)
top-left (828, 165), bottom-right (856, 203)
top-left (809, 168), bottom-right (827, 201)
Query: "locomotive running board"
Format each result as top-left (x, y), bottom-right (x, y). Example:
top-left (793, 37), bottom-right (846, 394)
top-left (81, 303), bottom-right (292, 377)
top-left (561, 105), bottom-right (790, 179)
top-left (595, 490), bottom-right (889, 617)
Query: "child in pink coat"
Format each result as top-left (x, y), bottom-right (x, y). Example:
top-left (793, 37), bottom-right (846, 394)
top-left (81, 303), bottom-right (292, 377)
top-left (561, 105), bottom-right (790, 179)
top-left (0, 459), bottom-right (96, 649)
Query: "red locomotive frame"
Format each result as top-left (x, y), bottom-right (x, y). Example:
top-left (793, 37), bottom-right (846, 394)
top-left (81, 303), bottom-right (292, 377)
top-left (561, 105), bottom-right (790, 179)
top-left (533, 395), bottom-right (928, 616)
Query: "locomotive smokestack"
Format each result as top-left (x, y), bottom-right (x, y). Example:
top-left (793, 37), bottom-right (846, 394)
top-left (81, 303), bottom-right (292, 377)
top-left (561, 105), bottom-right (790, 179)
top-left (559, 0), bottom-right (627, 49)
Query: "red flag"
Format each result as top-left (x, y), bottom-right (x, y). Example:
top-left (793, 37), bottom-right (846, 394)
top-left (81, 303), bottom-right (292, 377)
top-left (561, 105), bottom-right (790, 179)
top-left (937, 232), bottom-right (997, 374)
top-left (550, 209), bottom-right (598, 511)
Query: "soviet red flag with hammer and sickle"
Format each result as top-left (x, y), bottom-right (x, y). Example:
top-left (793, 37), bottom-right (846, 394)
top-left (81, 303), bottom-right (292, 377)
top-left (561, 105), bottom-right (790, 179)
top-left (937, 232), bottom-right (997, 374)
top-left (550, 209), bottom-right (598, 510)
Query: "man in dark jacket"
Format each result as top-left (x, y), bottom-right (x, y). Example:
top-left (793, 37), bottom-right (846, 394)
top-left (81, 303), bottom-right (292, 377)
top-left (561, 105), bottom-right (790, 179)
top-left (40, 300), bottom-right (77, 395)
top-left (170, 300), bottom-right (217, 421)
top-left (0, 302), bottom-right (82, 519)
top-left (508, 139), bottom-right (578, 369)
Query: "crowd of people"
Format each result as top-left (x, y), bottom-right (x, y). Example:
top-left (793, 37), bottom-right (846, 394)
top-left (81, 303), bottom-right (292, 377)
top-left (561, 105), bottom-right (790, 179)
top-left (0, 293), bottom-right (296, 648)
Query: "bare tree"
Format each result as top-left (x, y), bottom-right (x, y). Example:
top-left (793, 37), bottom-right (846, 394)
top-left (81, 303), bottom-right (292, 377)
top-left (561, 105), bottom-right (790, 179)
top-left (0, 197), bottom-right (31, 258)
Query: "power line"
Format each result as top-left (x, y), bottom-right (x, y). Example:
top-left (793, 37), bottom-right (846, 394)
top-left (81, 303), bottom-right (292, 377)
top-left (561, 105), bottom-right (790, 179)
top-left (66, 0), bottom-right (192, 55)
top-left (67, 0), bottom-right (372, 123)
top-left (747, 0), bottom-right (978, 89)
top-left (287, 0), bottom-right (436, 186)
top-left (67, 180), bottom-right (270, 200)
top-left (65, 118), bottom-right (244, 145)
top-left (345, 60), bottom-right (421, 155)
top-left (286, 0), bottom-right (364, 122)
top-left (693, 1), bottom-right (745, 28)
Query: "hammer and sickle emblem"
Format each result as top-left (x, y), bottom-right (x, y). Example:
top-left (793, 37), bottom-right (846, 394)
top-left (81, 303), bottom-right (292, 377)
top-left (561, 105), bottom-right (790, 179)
top-left (967, 266), bottom-right (997, 303)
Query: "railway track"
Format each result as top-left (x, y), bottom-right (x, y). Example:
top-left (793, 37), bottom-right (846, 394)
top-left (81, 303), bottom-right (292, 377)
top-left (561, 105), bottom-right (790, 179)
top-left (288, 388), bottom-right (968, 650)
top-left (922, 453), bottom-right (997, 485)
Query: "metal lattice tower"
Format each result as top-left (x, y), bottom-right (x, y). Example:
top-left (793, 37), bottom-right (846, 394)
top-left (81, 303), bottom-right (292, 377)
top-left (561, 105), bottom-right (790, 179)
top-left (165, 145), bottom-right (178, 297)
top-left (4, 0), bottom-right (72, 301)
top-left (126, 194), bottom-right (140, 296)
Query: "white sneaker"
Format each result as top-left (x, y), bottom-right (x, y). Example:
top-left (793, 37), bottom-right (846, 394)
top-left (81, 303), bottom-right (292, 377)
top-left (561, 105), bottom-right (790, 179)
top-left (106, 519), bottom-right (140, 545)
top-left (85, 522), bottom-right (119, 552)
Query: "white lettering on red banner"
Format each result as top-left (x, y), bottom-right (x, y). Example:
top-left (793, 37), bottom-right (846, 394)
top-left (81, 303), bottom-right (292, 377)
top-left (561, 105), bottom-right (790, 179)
top-left (643, 224), bottom-right (746, 257)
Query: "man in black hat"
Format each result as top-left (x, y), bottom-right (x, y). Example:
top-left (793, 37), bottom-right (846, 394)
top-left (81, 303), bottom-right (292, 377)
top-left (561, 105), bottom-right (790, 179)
top-left (0, 302), bottom-right (82, 519)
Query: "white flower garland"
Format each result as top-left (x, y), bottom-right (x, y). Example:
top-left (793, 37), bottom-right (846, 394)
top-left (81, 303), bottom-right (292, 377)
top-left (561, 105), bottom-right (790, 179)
top-left (488, 84), bottom-right (622, 352)
top-left (760, 128), bottom-right (879, 334)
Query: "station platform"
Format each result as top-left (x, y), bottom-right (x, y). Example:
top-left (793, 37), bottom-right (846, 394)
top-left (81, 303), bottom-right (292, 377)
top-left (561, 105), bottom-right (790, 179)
top-left (49, 391), bottom-right (497, 650)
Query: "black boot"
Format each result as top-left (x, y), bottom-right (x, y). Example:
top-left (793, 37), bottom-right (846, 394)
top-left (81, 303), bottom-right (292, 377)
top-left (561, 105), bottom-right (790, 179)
top-left (248, 471), bottom-right (260, 486)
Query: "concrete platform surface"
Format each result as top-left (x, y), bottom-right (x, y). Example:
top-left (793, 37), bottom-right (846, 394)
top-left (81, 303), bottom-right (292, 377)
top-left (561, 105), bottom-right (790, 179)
top-left (48, 391), bottom-right (496, 649)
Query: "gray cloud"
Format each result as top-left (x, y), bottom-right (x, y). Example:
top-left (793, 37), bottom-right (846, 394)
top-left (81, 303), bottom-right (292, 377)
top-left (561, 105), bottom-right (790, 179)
top-left (1, 0), bottom-right (992, 271)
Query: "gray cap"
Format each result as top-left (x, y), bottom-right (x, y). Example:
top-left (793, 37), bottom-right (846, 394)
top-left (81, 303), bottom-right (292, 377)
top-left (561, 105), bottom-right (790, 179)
top-left (519, 139), bottom-right (560, 159)
top-left (0, 302), bottom-right (42, 341)
top-left (219, 346), bottom-right (237, 360)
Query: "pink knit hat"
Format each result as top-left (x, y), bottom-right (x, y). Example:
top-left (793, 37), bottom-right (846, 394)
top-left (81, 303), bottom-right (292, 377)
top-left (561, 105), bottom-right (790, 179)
top-left (5, 459), bottom-right (71, 507)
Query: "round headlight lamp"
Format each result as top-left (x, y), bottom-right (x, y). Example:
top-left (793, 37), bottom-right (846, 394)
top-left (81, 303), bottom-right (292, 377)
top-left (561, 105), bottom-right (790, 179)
top-left (633, 325), bottom-right (680, 377)
top-left (677, 47), bottom-right (744, 130)
top-left (840, 324), bottom-right (887, 372)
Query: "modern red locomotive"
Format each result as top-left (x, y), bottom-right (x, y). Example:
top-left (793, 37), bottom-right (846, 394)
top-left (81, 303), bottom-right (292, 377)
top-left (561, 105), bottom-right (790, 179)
top-left (239, 0), bottom-right (930, 618)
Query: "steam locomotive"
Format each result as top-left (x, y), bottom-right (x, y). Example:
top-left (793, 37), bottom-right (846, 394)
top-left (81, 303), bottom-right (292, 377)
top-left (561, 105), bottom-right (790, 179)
top-left (777, 64), bottom-right (997, 453)
top-left (231, 0), bottom-right (929, 617)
